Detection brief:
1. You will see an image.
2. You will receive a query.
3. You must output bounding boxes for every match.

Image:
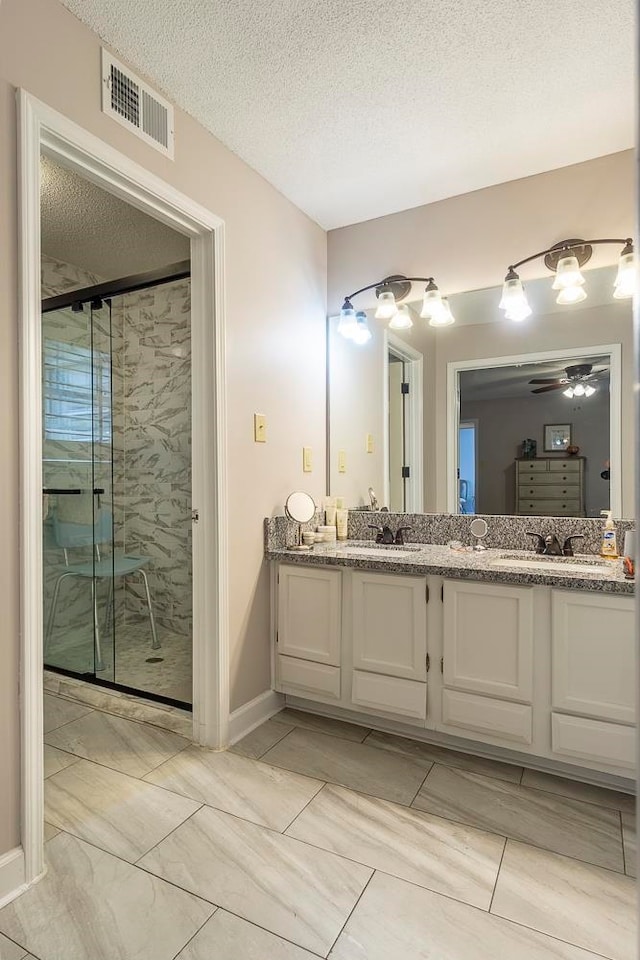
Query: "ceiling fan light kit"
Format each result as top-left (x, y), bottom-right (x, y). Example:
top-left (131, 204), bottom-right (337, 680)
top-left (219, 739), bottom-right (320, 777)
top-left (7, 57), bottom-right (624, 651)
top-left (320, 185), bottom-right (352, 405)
top-left (530, 362), bottom-right (603, 400)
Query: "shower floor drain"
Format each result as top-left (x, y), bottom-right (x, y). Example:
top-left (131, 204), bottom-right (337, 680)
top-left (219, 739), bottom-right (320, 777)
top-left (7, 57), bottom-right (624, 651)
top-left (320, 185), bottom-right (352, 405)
top-left (145, 657), bottom-right (164, 663)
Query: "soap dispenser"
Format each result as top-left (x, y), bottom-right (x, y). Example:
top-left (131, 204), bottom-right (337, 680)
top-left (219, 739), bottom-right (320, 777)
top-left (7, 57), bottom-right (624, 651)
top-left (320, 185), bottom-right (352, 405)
top-left (600, 510), bottom-right (618, 559)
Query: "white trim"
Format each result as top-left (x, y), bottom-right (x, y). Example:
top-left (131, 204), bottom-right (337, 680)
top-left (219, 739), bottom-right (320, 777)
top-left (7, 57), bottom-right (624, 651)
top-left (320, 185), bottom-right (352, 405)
top-left (229, 690), bottom-right (285, 745)
top-left (0, 848), bottom-right (28, 910)
top-left (446, 344), bottom-right (623, 516)
top-left (458, 419), bottom-right (479, 513)
top-left (385, 333), bottom-right (424, 512)
top-left (18, 90), bottom-right (230, 889)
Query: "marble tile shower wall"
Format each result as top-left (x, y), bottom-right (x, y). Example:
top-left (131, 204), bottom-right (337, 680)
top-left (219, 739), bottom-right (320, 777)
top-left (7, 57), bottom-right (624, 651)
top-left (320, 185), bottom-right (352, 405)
top-left (115, 279), bottom-right (192, 637)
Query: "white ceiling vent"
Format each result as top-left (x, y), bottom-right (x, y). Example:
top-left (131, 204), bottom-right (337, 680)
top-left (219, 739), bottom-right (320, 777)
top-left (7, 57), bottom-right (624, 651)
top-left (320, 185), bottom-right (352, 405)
top-left (101, 49), bottom-right (174, 159)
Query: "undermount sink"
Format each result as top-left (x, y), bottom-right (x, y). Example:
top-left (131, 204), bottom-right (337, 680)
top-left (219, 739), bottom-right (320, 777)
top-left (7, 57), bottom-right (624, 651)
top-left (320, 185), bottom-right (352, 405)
top-left (491, 555), bottom-right (614, 575)
top-left (339, 544), bottom-right (423, 559)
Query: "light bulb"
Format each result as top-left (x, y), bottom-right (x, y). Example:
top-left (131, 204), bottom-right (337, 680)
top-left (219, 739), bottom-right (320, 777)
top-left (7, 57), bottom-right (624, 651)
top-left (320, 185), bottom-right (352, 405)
top-left (552, 255), bottom-right (586, 290)
top-left (428, 297), bottom-right (455, 327)
top-left (556, 284), bottom-right (587, 305)
top-left (375, 290), bottom-right (398, 320)
top-left (613, 248), bottom-right (636, 300)
top-left (572, 383), bottom-right (586, 397)
top-left (420, 280), bottom-right (443, 319)
top-left (337, 300), bottom-right (358, 339)
top-left (351, 311), bottom-right (372, 345)
top-left (563, 387), bottom-right (575, 398)
top-left (389, 304), bottom-right (413, 330)
top-left (584, 384), bottom-right (596, 397)
top-left (499, 272), bottom-right (532, 322)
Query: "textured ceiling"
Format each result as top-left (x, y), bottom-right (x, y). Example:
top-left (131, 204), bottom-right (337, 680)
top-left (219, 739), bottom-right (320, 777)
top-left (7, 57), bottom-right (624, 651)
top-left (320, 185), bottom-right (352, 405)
top-left (59, 0), bottom-right (634, 228)
top-left (40, 155), bottom-right (190, 279)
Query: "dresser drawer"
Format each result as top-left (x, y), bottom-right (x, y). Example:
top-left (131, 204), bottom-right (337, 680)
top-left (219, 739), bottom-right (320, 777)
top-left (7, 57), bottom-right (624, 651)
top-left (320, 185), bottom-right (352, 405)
top-left (517, 461), bottom-right (549, 474)
top-left (518, 484), bottom-right (580, 499)
top-left (518, 499), bottom-right (581, 515)
top-left (521, 472), bottom-right (580, 486)
top-left (549, 459), bottom-right (581, 472)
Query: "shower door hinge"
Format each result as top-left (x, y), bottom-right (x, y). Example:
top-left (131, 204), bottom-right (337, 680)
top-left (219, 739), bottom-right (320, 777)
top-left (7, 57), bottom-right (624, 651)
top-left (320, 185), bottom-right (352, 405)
top-left (192, 509), bottom-right (200, 523)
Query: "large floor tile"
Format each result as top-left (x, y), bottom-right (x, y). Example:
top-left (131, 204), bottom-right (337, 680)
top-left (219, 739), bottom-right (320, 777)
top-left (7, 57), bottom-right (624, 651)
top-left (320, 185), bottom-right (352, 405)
top-left (43, 822), bottom-right (60, 842)
top-left (175, 910), bottom-right (317, 960)
top-left (144, 745), bottom-right (322, 831)
top-left (262, 728), bottom-right (428, 805)
top-left (44, 710), bottom-right (190, 777)
top-left (622, 811), bottom-right (636, 878)
top-left (230, 718), bottom-right (294, 759)
top-left (491, 840), bottom-right (637, 960)
top-left (139, 803), bottom-right (372, 956)
top-left (276, 708), bottom-right (371, 742)
top-left (331, 871), bottom-right (603, 960)
top-left (0, 932), bottom-right (28, 960)
top-left (521, 768), bottom-right (636, 814)
top-left (413, 764), bottom-right (624, 870)
top-left (43, 745), bottom-right (79, 779)
top-left (0, 832), bottom-right (214, 960)
top-left (364, 729), bottom-right (523, 783)
top-left (287, 783), bottom-right (504, 909)
top-left (43, 694), bottom-right (92, 734)
top-left (45, 758), bottom-right (200, 861)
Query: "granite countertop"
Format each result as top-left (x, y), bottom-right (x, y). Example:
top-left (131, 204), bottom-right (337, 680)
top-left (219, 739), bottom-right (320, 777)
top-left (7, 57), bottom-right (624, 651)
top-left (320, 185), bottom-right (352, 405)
top-left (266, 540), bottom-right (634, 595)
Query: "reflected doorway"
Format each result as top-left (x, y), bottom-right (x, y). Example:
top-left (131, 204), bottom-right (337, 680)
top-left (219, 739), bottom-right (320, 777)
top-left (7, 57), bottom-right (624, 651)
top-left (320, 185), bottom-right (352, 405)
top-left (458, 420), bottom-right (478, 514)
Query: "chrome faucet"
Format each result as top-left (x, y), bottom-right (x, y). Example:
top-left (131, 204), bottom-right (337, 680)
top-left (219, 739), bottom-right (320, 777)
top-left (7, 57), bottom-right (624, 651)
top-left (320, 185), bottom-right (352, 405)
top-left (368, 487), bottom-right (379, 510)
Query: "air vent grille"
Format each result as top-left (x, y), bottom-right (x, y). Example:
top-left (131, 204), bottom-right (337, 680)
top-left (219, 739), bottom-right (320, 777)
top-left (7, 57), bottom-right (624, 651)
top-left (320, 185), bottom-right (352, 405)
top-left (101, 50), bottom-right (174, 158)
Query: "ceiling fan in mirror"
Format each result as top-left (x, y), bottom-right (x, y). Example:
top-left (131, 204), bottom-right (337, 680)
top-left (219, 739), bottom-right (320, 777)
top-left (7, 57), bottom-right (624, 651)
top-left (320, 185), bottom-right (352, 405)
top-left (529, 362), bottom-right (606, 398)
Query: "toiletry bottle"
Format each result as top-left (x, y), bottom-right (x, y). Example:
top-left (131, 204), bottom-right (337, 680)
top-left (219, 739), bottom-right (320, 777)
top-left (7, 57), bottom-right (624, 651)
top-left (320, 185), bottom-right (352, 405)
top-left (324, 497), bottom-right (337, 526)
top-left (336, 507), bottom-right (349, 541)
top-left (600, 510), bottom-right (618, 559)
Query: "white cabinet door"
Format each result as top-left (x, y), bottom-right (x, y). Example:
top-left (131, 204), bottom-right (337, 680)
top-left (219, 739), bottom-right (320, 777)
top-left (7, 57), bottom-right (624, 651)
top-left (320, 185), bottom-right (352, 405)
top-left (352, 571), bottom-right (427, 681)
top-left (552, 591), bottom-right (635, 724)
top-left (443, 580), bottom-right (534, 703)
top-left (277, 565), bottom-right (341, 665)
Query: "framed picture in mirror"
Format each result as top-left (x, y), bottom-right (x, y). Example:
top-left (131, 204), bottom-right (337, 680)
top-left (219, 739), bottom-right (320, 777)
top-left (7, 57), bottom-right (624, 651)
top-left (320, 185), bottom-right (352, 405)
top-left (544, 423), bottom-right (572, 452)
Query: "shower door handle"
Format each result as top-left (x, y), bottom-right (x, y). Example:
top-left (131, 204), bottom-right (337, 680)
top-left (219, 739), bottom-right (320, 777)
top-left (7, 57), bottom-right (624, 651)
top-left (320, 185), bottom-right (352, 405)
top-left (43, 488), bottom-right (105, 495)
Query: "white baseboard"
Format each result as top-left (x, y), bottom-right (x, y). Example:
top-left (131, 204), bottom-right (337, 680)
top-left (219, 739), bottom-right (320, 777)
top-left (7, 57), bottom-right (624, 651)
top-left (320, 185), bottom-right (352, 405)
top-left (0, 846), bottom-right (27, 909)
top-left (229, 690), bottom-right (284, 745)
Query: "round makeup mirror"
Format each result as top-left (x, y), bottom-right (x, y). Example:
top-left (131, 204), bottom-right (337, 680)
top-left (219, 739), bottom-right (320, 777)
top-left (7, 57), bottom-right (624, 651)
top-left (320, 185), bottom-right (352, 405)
top-left (469, 517), bottom-right (488, 551)
top-left (285, 491), bottom-right (316, 550)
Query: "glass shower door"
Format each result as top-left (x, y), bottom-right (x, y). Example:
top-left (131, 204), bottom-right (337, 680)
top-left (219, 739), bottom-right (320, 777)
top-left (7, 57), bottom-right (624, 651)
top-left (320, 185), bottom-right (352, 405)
top-left (42, 299), bottom-right (115, 681)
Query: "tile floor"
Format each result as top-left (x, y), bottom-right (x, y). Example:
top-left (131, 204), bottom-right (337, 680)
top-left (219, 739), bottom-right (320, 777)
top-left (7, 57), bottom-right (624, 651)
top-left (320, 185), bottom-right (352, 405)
top-left (0, 697), bottom-right (635, 960)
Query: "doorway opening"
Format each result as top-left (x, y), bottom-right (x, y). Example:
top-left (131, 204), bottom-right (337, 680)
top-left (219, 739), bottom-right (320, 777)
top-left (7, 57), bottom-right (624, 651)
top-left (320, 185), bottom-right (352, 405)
top-left (458, 420), bottom-right (478, 514)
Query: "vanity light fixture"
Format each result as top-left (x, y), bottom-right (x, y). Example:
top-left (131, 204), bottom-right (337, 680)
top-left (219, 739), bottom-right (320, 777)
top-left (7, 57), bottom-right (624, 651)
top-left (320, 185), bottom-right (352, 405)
top-left (499, 237), bottom-right (635, 321)
top-left (351, 311), bottom-right (373, 344)
top-left (338, 273), bottom-right (454, 342)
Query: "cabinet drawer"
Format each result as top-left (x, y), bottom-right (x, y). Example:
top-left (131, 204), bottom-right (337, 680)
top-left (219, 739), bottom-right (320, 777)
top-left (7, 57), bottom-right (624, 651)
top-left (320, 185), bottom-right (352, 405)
top-left (278, 655), bottom-right (341, 700)
top-left (351, 669), bottom-right (426, 720)
top-left (552, 713), bottom-right (635, 770)
top-left (519, 472), bottom-right (579, 486)
top-left (518, 484), bottom-right (579, 498)
top-left (518, 499), bottom-right (581, 515)
top-left (549, 459), bottom-right (581, 472)
top-left (442, 689), bottom-right (533, 744)
top-left (517, 461), bottom-right (549, 474)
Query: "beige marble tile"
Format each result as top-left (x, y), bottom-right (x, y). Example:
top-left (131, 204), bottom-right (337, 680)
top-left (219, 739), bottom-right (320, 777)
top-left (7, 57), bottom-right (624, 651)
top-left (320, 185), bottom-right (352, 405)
top-left (622, 811), bottom-right (636, 878)
top-left (521, 768), bottom-right (636, 814)
top-left (0, 833), bottom-right (214, 960)
top-left (139, 804), bottom-right (372, 955)
top-left (230, 718), bottom-right (294, 759)
top-left (43, 745), bottom-right (79, 779)
top-left (0, 931), bottom-right (28, 960)
top-left (45, 758), bottom-right (200, 861)
top-left (413, 764), bottom-right (624, 871)
top-left (287, 783), bottom-right (504, 909)
top-left (144, 745), bottom-right (322, 831)
top-left (43, 822), bottom-right (60, 842)
top-left (276, 708), bottom-right (371, 742)
top-left (175, 910), bottom-right (317, 960)
top-left (44, 710), bottom-right (190, 777)
top-left (262, 728), bottom-right (428, 805)
top-left (43, 695), bottom-right (92, 734)
top-left (365, 729), bottom-right (523, 783)
top-left (491, 840), bottom-right (637, 960)
top-left (331, 871), bottom-right (605, 960)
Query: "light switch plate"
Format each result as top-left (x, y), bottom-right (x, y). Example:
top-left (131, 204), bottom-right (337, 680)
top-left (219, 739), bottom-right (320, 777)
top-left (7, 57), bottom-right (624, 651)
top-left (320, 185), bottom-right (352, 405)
top-left (254, 414), bottom-right (267, 443)
top-left (338, 450), bottom-right (347, 473)
top-left (303, 446), bottom-right (313, 472)
top-left (366, 433), bottom-right (374, 454)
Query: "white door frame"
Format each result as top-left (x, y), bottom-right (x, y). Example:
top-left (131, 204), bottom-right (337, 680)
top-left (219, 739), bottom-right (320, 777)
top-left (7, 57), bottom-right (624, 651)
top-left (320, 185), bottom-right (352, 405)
top-left (446, 343), bottom-right (622, 515)
top-left (383, 333), bottom-right (424, 512)
top-left (18, 90), bottom-right (229, 888)
top-left (458, 419), bottom-right (479, 513)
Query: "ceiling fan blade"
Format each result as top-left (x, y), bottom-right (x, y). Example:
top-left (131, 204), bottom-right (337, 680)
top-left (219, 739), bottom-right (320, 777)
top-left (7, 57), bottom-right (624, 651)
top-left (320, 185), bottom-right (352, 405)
top-left (531, 383), bottom-right (566, 394)
top-left (528, 377), bottom-right (563, 384)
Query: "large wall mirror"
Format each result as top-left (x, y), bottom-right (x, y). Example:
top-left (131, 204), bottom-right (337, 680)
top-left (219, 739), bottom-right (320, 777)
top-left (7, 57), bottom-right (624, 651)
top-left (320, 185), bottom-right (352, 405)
top-left (327, 265), bottom-right (632, 517)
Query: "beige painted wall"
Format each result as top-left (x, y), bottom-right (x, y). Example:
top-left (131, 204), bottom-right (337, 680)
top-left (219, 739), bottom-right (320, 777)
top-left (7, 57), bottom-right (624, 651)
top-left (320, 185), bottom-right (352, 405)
top-left (0, 0), bottom-right (327, 855)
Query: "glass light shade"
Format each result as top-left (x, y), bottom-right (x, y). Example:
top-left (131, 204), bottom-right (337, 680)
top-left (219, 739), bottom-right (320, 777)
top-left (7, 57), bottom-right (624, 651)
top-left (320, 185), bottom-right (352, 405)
top-left (420, 285), bottom-right (443, 319)
top-left (572, 383), bottom-right (586, 397)
top-left (351, 311), bottom-right (372, 345)
top-left (583, 384), bottom-right (596, 397)
top-left (389, 304), bottom-right (413, 330)
top-left (563, 387), bottom-right (575, 398)
top-left (556, 284), bottom-right (587, 305)
top-left (337, 304), bottom-right (357, 339)
top-left (499, 276), bottom-right (532, 322)
top-left (552, 256), bottom-right (586, 290)
top-left (428, 297), bottom-right (455, 327)
top-left (504, 304), bottom-right (532, 322)
top-left (375, 290), bottom-right (398, 320)
top-left (613, 251), bottom-right (636, 299)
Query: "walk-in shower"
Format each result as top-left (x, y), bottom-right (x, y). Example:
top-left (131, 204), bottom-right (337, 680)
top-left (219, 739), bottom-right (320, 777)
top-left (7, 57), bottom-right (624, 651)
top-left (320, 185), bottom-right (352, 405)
top-left (42, 260), bottom-right (193, 707)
